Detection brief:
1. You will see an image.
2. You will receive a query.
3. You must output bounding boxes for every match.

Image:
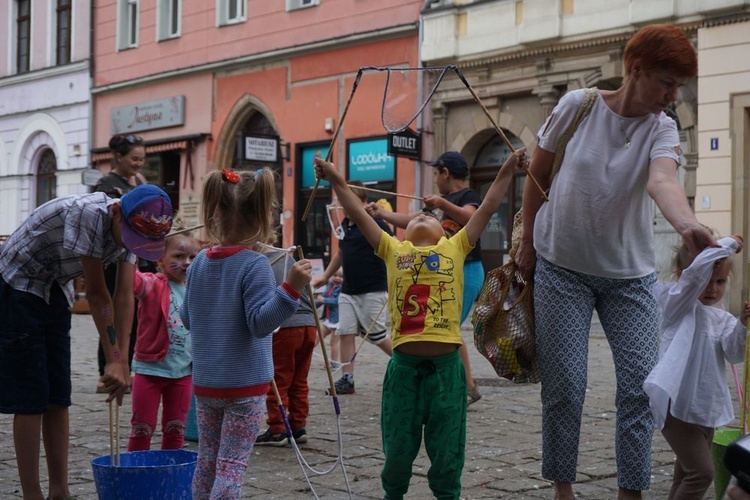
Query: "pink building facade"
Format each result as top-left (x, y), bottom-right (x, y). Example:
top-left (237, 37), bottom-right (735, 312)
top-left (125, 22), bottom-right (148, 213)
top-left (92, 0), bottom-right (424, 261)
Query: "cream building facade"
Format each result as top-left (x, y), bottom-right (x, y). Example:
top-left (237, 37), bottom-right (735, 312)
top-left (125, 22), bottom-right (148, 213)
top-left (0, 1), bottom-right (91, 235)
top-left (421, 0), bottom-right (750, 310)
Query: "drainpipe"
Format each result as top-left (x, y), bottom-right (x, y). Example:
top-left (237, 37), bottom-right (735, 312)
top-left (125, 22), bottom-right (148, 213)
top-left (87, 0), bottom-right (95, 191)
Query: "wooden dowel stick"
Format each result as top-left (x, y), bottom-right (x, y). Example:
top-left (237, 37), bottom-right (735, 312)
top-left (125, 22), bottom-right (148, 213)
top-left (348, 184), bottom-right (423, 201)
top-left (168, 224), bottom-right (204, 237)
top-left (455, 68), bottom-right (548, 202)
top-left (302, 71), bottom-right (365, 222)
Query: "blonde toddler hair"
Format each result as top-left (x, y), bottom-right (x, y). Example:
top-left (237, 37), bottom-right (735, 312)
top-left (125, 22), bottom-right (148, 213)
top-left (201, 168), bottom-right (278, 246)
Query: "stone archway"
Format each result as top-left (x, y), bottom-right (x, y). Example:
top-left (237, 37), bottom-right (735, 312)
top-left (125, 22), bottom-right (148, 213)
top-left (214, 94), bottom-right (281, 171)
top-left (11, 114), bottom-right (67, 177)
top-left (214, 94), bottom-right (284, 244)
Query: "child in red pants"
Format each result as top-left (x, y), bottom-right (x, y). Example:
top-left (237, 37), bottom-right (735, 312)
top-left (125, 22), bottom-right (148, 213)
top-left (128, 227), bottom-right (200, 451)
top-left (256, 246), bottom-right (318, 446)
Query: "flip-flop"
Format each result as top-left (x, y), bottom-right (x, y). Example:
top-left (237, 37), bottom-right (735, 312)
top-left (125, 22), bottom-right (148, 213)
top-left (467, 384), bottom-right (482, 406)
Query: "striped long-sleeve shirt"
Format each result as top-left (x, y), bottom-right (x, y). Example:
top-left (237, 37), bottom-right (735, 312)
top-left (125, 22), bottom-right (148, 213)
top-left (182, 245), bottom-right (299, 398)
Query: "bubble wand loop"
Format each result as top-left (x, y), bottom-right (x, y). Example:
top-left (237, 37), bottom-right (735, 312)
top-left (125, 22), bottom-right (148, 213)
top-left (453, 67), bottom-right (548, 202)
top-left (349, 299), bottom-right (387, 364)
top-left (302, 70), bottom-right (365, 222)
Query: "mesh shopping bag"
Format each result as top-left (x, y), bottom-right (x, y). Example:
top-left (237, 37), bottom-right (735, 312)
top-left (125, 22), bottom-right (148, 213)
top-left (472, 261), bottom-right (539, 384)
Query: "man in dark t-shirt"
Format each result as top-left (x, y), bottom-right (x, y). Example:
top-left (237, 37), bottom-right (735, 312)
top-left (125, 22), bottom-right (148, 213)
top-left (314, 182), bottom-right (394, 395)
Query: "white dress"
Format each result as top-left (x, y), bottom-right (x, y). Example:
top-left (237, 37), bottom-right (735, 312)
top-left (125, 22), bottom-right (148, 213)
top-left (644, 237), bottom-right (746, 430)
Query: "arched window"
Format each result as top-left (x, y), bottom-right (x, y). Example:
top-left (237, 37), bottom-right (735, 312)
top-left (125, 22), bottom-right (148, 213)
top-left (233, 111), bottom-right (284, 249)
top-left (470, 132), bottom-right (525, 270)
top-left (37, 149), bottom-right (57, 207)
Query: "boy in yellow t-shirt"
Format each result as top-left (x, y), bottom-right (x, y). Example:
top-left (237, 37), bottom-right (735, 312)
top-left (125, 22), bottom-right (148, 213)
top-left (314, 148), bottom-right (527, 499)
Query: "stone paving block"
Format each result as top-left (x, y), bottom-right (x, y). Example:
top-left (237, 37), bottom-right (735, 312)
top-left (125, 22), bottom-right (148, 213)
top-left (0, 313), bottom-right (737, 499)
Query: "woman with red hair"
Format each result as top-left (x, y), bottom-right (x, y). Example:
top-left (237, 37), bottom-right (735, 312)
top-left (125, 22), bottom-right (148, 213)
top-left (515, 24), bottom-right (716, 500)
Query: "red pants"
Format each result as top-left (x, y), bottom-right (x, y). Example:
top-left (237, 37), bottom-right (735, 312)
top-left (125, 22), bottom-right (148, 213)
top-left (128, 373), bottom-right (192, 451)
top-left (266, 326), bottom-right (317, 434)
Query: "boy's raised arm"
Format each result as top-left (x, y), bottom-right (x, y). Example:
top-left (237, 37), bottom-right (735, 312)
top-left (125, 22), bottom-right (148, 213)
top-left (465, 148), bottom-right (527, 246)
top-left (314, 157), bottom-right (383, 250)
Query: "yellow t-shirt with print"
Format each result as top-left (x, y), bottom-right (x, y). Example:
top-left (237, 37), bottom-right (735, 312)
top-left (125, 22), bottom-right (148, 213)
top-left (375, 227), bottom-right (473, 349)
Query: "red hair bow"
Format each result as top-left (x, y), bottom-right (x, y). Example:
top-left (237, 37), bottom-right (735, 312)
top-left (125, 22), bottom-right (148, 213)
top-left (222, 168), bottom-right (239, 183)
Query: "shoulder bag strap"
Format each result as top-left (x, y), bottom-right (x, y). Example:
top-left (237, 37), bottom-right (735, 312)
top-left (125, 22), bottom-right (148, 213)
top-left (549, 87), bottom-right (598, 183)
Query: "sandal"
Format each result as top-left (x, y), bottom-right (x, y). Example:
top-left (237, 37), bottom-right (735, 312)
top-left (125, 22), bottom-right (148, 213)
top-left (467, 383), bottom-right (482, 406)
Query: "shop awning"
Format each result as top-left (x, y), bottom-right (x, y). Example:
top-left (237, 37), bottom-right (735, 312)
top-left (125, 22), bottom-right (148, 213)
top-left (146, 140), bottom-right (187, 154)
top-left (91, 133), bottom-right (210, 162)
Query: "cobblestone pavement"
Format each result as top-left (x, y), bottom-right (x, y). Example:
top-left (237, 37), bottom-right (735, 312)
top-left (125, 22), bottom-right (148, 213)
top-left (1, 313), bottom-right (736, 499)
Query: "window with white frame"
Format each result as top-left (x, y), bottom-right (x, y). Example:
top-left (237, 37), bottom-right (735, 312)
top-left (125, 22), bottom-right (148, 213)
top-left (217, 0), bottom-right (247, 26)
top-left (286, 0), bottom-right (318, 11)
top-left (56, 0), bottom-right (72, 65)
top-left (157, 0), bottom-right (181, 40)
top-left (117, 0), bottom-right (139, 50)
top-left (16, 0), bottom-right (31, 73)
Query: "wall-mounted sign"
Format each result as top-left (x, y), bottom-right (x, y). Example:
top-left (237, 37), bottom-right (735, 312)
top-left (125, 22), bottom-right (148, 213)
top-left (81, 168), bottom-right (103, 187)
top-left (111, 96), bottom-right (185, 134)
top-left (387, 128), bottom-right (421, 160)
top-left (300, 144), bottom-right (330, 188)
top-left (245, 135), bottom-right (279, 162)
top-left (347, 138), bottom-right (394, 183)
top-left (710, 137), bottom-right (719, 151)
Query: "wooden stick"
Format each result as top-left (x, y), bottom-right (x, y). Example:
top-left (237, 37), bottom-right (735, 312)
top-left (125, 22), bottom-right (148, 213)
top-left (108, 400), bottom-right (120, 467)
top-left (115, 403), bottom-right (120, 467)
top-left (302, 71), bottom-right (365, 222)
top-left (268, 252), bottom-right (288, 267)
top-left (454, 68), bottom-right (548, 202)
top-left (347, 184), bottom-right (423, 201)
top-left (743, 259), bottom-right (750, 433)
top-left (298, 247), bottom-right (338, 397)
top-left (109, 401), bottom-right (114, 466)
top-left (168, 224), bottom-right (204, 237)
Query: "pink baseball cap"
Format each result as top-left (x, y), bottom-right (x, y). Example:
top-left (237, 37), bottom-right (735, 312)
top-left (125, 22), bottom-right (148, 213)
top-left (120, 185), bottom-right (173, 261)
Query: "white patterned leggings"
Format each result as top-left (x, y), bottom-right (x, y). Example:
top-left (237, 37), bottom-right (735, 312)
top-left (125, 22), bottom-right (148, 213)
top-left (534, 256), bottom-right (659, 490)
top-left (192, 395), bottom-right (265, 500)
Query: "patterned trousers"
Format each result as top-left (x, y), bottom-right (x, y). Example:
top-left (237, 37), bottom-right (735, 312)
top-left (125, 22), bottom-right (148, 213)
top-left (192, 395), bottom-right (265, 499)
top-left (534, 256), bottom-right (659, 490)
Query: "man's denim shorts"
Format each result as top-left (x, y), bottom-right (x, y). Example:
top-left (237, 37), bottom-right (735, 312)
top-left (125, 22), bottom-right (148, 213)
top-left (0, 279), bottom-right (72, 414)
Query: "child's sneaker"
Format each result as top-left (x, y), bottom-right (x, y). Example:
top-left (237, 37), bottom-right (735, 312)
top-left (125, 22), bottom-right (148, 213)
top-left (255, 429), bottom-right (288, 447)
top-left (292, 428), bottom-right (308, 444)
top-left (326, 377), bottom-right (355, 395)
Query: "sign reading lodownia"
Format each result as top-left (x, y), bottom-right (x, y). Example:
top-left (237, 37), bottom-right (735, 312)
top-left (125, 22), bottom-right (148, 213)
top-left (110, 96), bottom-right (186, 134)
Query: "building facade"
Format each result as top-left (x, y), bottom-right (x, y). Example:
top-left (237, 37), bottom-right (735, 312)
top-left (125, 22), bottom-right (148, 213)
top-left (92, 0), bottom-right (425, 263)
top-left (0, 0), bottom-right (91, 234)
top-left (697, 15), bottom-right (750, 311)
top-left (421, 0), bottom-right (750, 308)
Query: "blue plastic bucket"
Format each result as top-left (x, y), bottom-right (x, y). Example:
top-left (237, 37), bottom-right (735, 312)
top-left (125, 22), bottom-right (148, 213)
top-left (185, 394), bottom-right (198, 442)
top-left (91, 449), bottom-right (197, 500)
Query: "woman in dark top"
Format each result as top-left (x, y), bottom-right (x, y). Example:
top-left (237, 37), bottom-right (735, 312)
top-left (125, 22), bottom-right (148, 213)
top-left (96, 135), bottom-right (147, 197)
top-left (93, 135), bottom-right (149, 392)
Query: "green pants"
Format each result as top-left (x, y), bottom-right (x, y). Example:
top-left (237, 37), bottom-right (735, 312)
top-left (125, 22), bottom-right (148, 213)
top-left (381, 349), bottom-right (467, 500)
